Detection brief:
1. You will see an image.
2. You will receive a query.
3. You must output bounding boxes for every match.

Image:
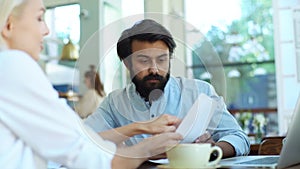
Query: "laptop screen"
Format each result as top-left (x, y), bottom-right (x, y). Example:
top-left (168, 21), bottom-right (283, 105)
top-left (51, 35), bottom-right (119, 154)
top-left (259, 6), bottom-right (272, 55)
top-left (277, 94), bottom-right (300, 168)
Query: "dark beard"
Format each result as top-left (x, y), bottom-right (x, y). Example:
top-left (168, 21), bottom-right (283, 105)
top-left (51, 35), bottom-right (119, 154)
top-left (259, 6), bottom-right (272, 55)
top-left (132, 73), bottom-right (170, 102)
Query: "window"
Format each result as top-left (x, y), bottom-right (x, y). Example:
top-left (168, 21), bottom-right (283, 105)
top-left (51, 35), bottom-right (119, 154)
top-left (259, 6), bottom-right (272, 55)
top-left (43, 4), bottom-right (80, 59)
top-left (185, 0), bottom-right (277, 139)
top-left (42, 4), bottom-right (81, 98)
top-left (100, 0), bottom-right (144, 93)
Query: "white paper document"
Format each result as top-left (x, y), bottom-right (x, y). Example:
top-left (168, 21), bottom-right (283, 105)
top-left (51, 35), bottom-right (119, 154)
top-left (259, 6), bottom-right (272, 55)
top-left (176, 93), bottom-right (218, 143)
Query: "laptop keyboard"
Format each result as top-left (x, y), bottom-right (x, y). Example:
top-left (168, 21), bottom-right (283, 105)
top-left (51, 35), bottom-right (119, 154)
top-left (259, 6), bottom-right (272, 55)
top-left (238, 157), bottom-right (279, 165)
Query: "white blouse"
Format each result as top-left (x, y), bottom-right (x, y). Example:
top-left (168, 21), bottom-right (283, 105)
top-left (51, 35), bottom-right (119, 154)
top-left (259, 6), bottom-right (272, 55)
top-left (0, 50), bottom-right (116, 169)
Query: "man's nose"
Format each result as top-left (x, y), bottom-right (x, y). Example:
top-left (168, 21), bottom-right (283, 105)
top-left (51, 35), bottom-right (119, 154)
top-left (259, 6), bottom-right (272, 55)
top-left (149, 61), bottom-right (159, 74)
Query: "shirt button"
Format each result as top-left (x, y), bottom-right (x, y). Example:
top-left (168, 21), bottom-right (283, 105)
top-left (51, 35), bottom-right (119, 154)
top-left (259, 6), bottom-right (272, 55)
top-left (151, 114), bottom-right (155, 118)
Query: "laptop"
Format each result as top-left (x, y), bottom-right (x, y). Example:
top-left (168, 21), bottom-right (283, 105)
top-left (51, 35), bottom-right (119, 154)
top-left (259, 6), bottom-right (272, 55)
top-left (220, 94), bottom-right (300, 168)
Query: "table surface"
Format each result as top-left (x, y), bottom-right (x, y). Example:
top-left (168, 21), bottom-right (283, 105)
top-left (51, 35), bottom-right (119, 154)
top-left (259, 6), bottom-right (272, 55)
top-left (137, 161), bottom-right (300, 169)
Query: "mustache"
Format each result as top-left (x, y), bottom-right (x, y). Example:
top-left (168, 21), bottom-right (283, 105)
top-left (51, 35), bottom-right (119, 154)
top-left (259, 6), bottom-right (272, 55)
top-left (143, 74), bottom-right (164, 81)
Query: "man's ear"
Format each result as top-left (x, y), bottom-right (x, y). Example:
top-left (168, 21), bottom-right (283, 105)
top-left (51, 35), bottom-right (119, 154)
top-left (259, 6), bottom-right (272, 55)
top-left (1, 16), bottom-right (14, 39)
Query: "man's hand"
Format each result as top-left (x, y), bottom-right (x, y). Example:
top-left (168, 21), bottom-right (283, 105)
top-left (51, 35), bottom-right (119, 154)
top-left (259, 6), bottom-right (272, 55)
top-left (194, 132), bottom-right (236, 158)
top-left (138, 114), bottom-right (181, 134)
top-left (194, 132), bottom-right (215, 145)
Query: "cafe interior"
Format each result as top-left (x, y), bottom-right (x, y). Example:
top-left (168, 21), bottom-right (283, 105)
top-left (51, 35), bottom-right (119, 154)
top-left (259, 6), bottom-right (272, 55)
top-left (41, 0), bottom-right (300, 158)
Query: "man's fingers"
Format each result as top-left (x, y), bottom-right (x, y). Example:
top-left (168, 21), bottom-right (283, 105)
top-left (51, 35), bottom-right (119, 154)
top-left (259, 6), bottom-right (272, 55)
top-left (194, 132), bottom-right (212, 143)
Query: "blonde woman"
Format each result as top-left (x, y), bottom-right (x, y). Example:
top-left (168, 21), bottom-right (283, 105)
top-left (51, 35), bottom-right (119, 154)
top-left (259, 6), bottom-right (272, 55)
top-left (0, 0), bottom-right (182, 168)
top-left (75, 65), bottom-right (105, 118)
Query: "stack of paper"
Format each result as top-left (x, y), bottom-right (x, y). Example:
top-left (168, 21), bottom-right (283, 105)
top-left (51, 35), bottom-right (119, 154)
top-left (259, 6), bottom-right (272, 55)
top-left (176, 93), bottom-right (218, 143)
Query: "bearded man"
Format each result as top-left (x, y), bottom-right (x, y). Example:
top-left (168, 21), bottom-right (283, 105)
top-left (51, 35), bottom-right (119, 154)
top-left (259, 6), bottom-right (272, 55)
top-left (85, 19), bottom-right (250, 159)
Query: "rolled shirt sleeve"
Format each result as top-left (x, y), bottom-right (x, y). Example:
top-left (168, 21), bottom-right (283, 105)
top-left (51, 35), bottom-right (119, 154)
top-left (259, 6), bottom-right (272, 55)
top-left (210, 107), bottom-right (250, 156)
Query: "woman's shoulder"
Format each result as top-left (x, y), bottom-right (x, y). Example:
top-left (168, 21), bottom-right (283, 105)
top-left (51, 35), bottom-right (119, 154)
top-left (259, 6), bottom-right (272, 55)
top-left (0, 50), bottom-right (47, 84)
top-left (85, 89), bottom-right (99, 95)
top-left (0, 50), bottom-right (36, 68)
top-left (84, 89), bottom-right (104, 99)
top-left (0, 49), bottom-right (32, 59)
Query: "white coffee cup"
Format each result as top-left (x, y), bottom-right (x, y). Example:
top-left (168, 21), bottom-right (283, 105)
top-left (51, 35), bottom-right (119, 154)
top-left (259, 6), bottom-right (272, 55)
top-left (166, 143), bottom-right (223, 168)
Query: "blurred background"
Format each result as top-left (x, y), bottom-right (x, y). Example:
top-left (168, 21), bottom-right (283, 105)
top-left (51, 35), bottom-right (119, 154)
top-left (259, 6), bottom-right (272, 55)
top-left (40, 0), bottom-right (300, 143)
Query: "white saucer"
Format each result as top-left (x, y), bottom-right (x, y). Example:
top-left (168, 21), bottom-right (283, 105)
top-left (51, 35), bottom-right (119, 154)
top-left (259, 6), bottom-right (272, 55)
top-left (156, 164), bottom-right (221, 169)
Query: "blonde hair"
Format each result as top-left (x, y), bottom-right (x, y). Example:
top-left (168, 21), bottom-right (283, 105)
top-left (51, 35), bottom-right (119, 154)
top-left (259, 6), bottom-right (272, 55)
top-left (0, 0), bottom-right (25, 50)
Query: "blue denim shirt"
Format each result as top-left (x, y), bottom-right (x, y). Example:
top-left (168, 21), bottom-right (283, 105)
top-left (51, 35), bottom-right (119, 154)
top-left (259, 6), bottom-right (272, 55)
top-left (85, 76), bottom-right (250, 156)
